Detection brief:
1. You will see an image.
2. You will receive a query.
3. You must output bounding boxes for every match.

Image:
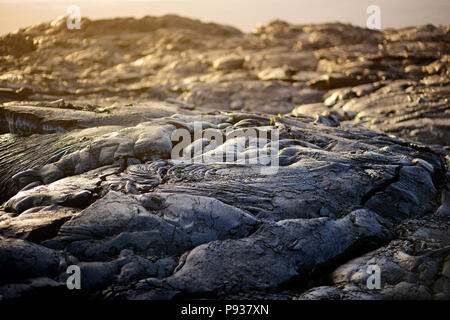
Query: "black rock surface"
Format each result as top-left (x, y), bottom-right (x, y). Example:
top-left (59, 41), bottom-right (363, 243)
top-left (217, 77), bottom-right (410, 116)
top-left (0, 15), bottom-right (449, 300)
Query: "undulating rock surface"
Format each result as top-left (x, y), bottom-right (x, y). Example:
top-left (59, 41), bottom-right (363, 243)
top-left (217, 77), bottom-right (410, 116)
top-left (0, 15), bottom-right (449, 300)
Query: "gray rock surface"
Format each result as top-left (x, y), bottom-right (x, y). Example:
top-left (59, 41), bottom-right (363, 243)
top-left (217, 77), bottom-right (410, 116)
top-left (107, 209), bottom-right (392, 299)
top-left (0, 15), bottom-right (449, 300)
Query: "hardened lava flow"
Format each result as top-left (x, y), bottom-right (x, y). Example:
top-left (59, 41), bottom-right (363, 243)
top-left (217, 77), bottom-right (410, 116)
top-left (0, 15), bottom-right (449, 300)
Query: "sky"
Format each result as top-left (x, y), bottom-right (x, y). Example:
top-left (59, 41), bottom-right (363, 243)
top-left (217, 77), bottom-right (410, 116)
top-left (0, 0), bottom-right (449, 35)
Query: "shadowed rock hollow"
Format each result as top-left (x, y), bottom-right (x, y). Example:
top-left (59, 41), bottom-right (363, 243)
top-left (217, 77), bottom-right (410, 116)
top-left (0, 15), bottom-right (449, 300)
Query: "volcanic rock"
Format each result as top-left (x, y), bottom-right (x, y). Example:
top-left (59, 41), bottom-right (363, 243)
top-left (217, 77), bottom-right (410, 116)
top-left (0, 15), bottom-right (448, 300)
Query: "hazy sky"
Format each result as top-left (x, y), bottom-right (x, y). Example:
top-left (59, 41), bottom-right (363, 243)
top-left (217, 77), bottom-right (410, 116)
top-left (0, 0), bottom-right (449, 35)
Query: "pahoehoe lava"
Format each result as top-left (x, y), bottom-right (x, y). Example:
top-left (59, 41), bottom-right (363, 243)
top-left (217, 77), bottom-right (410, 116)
top-left (0, 15), bottom-right (449, 300)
